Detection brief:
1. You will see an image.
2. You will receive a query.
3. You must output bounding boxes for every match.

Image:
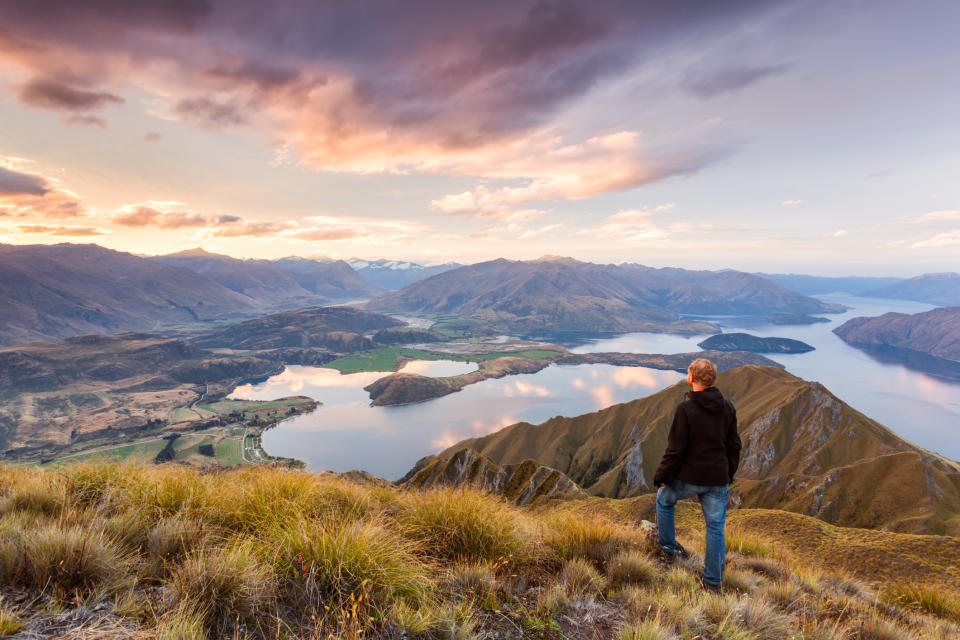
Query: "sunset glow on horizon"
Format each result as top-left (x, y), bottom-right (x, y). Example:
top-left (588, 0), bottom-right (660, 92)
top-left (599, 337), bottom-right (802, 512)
top-left (1, 1), bottom-right (957, 275)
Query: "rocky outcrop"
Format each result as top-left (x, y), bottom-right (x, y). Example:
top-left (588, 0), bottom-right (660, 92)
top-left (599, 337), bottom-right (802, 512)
top-left (697, 333), bottom-right (814, 353)
top-left (402, 448), bottom-right (586, 506)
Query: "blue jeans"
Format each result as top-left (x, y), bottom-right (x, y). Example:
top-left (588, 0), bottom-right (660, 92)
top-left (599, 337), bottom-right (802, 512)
top-left (656, 481), bottom-right (728, 585)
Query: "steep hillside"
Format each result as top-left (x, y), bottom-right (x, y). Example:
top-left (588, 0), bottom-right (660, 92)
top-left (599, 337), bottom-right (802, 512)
top-left (862, 272), bottom-right (960, 306)
top-left (402, 447), bottom-right (587, 505)
top-left (0, 243), bottom-right (257, 346)
top-left (367, 258), bottom-right (842, 334)
top-left (834, 306), bottom-right (960, 362)
top-left (429, 366), bottom-right (960, 535)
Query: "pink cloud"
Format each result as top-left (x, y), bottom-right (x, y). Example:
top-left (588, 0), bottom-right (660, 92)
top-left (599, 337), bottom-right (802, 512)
top-left (0, 1), bottom-right (754, 186)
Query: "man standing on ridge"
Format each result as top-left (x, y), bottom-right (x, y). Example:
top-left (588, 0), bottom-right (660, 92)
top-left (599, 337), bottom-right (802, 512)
top-left (653, 358), bottom-right (741, 591)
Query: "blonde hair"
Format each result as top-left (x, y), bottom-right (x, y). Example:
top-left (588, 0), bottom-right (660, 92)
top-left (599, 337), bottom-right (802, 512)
top-left (688, 358), bottom-right (717, 387)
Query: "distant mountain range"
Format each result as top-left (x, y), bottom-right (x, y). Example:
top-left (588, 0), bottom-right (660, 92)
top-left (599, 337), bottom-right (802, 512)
top-left (414, 365), bottom-right (960, 535)
top-left (861, 272), bottom-right (960, 306)
top-left (368, 257), bottom-right (844, 333)
top-left (346, 258), bottom-right (461, 290)
top-left (0, 244), bottom-right (390, 346)
top-left (757, 273), bottom-right (903, 295)
top-left (0, 243), bottom-right (257, 346)
top-left (154, 248), bottom-right (383, 306)
top-left (834, 306), bottom-right (960, 363)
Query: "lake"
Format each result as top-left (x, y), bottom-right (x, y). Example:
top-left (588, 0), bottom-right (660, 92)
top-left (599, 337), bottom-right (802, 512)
top-left (233, 294), bottom-right (960, 479)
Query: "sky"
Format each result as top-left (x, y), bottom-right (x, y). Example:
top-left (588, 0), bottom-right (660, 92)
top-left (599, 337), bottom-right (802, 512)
top-left (0, 0), bottom-right (957, 275)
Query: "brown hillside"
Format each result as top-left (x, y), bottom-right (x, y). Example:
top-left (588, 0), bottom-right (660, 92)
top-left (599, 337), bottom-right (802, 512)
top-left (434, 365), bottom-right (960, 534)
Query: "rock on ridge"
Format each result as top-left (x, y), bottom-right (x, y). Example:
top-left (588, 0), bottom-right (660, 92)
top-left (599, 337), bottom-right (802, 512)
top-left (402, 448), bottom-right (587, 506)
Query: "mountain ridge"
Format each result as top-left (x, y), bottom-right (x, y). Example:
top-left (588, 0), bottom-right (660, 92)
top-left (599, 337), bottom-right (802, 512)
top-left (421, 365), bottom-right (960, 535)
top-left (367, 258), bottom-right (843, 334)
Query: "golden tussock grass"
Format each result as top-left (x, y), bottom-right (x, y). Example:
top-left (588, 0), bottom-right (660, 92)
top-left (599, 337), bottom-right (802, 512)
top-left (0, 460), bottom-right (956, 639)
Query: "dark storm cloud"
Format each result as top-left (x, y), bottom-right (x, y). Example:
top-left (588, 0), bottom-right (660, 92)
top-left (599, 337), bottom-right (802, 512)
top-left (0, 0), bottom-right (794, 171)
top-left (681, 63), bottom-right (792, 98)
top-left (0, 166), bottom-right (49, 196)
top-left (19, 77), bottom-right (124, 111)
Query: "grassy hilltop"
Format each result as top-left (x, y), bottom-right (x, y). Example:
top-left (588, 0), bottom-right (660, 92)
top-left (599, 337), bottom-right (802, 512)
top-left (0, 462), bottom-right (958, 639)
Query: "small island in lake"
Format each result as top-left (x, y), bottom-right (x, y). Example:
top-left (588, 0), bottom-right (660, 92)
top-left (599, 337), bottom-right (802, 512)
top-left (697, 332), bottom-right (815, 353)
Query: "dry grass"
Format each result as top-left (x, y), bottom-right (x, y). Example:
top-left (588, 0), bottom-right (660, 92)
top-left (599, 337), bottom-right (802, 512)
top-left (169, 543), bottom-right (274, 629)
top-left (399, 487), bottom-right (527, 562)
top-left (0, 461), bottom-right (955, 640)
top-left (607, 550), bottom-right (658, 588)
top-left (544, 513), bottom-right (639, 566)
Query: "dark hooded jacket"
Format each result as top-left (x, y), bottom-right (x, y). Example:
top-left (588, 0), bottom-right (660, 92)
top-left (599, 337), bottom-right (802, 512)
top-left (653, 386), bottom-right (741, 487)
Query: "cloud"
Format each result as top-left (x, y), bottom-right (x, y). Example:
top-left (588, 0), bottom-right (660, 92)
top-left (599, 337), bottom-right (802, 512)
top-left (682, 63), bottom-right (791, 98)
top-left (173, 97), bottom-right (247, 129)
top-left (0, 157), bottom-right (85, 218)
top-left (19, 76), bottom-right (125, 111)
top-left (0, 165), bottom-right (49, 196)
top-left (65, 114), bottom-right (108, 128)
top-left (583, 206), bottom-right (674, 244)
top-left (910, 230), bottom-right (960, 248)
top-left (213, 221), bottom-right (294, 237)
top-left (0, 0), bottom-right (785, 177)
top-left (143, 132), bottom-right (162, 142)
top-left (430, 131), bottom-right (719, 216)
top-left (15, 224), bottom-right (107, 236)
top-left (112, 203), bottom-right (241, 229)
top-left (782, 199), bottom-right (804, 206)
top-left (827, 230), bottom-right (848, 237)
top-left (290, 227), bottom-right (364, 241)
top-left (906, 209), bottom-right (960, 224)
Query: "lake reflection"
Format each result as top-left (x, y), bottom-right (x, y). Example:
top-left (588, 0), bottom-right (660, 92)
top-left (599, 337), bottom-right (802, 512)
top-left (233, 363), bottom-right (683, 480)
top-left (239, 293), bottom-right (960, 478)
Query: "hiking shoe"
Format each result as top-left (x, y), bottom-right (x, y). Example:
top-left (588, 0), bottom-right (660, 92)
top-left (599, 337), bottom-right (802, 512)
top-left (657, 542), bottom-right (689, 563)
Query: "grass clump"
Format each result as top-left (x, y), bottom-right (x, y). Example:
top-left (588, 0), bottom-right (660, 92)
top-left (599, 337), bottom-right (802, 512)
top-left (400, 487), bottom-right (526, 562)
top-left (560, 557), bottom-right (606, 598)
top-left (155, 605), bottom-right (208, 640)
top-left (268, 517), bottom-right (431, 618)
top-left (169, 543), bottom-right (273, 629)
top-left (545, 513), bottom-right (638, 566)
top-left (881, 583), bottom-right (960, 622)
top-left (607, 550), bottom-right (658, 588)
top-left (0, 602), bottom-right (24, 636)
top-left (10, 524), bottom-right (131, 598)
top-left (618, 619), bottom-right (679, 640)
top-left (0, 474), bottom-right (65, 517)
top-left (725, 529), bottom-right (775, 558)
top-left (446, 560), bottom-right (497, 598)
